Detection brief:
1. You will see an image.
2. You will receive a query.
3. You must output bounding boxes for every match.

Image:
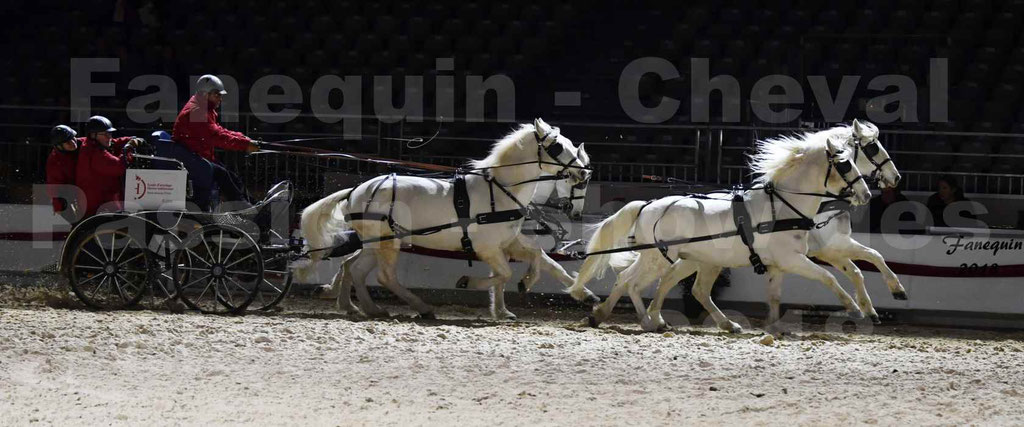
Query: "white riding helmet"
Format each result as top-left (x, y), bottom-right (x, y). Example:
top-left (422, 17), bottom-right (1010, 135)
top-left (196, 74), bottom-right (228, 95)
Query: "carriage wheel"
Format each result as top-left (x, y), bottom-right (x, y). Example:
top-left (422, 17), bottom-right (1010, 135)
top-left (147, 232), bottom-right (189, 313)
top-left (250, 255), bottom-right (293, 312)
top-left (174, 225), bottom-right (263, 314)
top-left (67, 226), bottom-right (152, 310)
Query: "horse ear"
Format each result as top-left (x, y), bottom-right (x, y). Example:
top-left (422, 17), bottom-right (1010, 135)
top-left (534, 118), bottom-right (551, 137)
top-left (826, 137), bottom-right (839, 154)
top-left (852, 119), bottom-right (865, 137)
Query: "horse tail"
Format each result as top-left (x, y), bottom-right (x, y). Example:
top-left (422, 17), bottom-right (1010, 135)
top-left (296, 187), bottom-right (353, 280)
top-left (569, 200), bottom-right (647, 301)
top-left (609, 251), bottom-right (640, 274)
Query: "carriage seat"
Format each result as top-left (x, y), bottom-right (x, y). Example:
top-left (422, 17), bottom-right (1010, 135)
top-left (148, 131), bottom-right (220, 212)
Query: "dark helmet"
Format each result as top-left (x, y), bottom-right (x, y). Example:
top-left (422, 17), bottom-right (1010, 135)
top-left (49, 125), bottom-right (77, 146)
top-left (85, 115), bottom-right (116, 134)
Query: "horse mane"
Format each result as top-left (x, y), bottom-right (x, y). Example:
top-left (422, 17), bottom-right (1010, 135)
top-left (749, 128), bottom-right (852, 184)
top-left (468, 124), bottom-right (536, 169)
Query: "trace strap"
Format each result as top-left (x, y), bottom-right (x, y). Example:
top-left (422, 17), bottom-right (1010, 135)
top-left (585, 184), bottom-right (821, 274)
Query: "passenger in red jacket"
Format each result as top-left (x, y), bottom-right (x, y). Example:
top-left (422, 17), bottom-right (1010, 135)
top-left (75, 116), bottom-right (144, 217)
top-left (172, 75), bottom-right (259, 207)
top-left (45, 125), bottom-right (82, 222)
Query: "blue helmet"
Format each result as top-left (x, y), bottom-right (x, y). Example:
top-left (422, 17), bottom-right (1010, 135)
top-left (50, 125), bottom-right (77, 146)
top-left (85, 115), bottom-right (116, 134)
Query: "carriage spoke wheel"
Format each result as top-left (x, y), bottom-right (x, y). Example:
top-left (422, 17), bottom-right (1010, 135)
top-left (147, 232), bottom-right (189, 313)
top-left (250, 255), bottom-right (293, 312)
top-left (174, 225), bottom-right (263, 315)
top-left (68, 228), bottom-right (151, 310)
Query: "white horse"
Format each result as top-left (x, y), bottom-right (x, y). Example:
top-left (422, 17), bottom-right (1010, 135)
top-left (570, 132), bottom-right (872, 333)
top-left (636, 121), bottom-right (908, 333)
top-left (311, 173), bottom-right (596, 314)
top-left (299, 119), bottom-right (592, 320)
top-left (784, 119), bottom-right (907, 324)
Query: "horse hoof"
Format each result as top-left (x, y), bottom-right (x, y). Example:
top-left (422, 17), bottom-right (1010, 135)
top-left (365, 310), bottom-right (390, 319)
top-left (720, 322), bottom-right (742, 334)
top-left (455, 276), bottom-right (469, 289)
top-left (419, 312), bottom-right (436, 320)
top-left (583, 293), bottom-right (601, 306)
top-left (869, 314), bottom-right (881, 325)
top-left (517, 281), bottom-right (527, 294)
top-left (505, 313), bottom-right (518, 321)
top-left (847, 310), bottom-right (865, 320)
top-left (766, 325), bottom-right (787, 337)
top-left (166, 301), bottom-right (186, 314)
top-left (892, 291), bottom-right (908, 301)
top-left (587, 315), bottom-right (600, 328)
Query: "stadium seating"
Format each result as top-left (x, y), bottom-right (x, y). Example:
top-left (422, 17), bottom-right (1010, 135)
top-left (5, 1), bottom-right (1024, 189)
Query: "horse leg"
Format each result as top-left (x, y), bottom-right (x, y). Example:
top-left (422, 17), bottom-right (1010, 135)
top-left (318, 253), bottom-right (360, 301)
top-left (765, 266), bottom-right (787, 335)
top-left (846, 240), bottom-right (907, 300)
top-left (625, 264), bottom-right (666, 332)
top-left (473, 250), bottom-right (517, 320)
top-left (505, 236), bottom-right (543, 293)
top-left (373, 246), bottom-right (435, 318)
top-left (506, 237), bottom-right (600, 304)
top-left (825, 257), bottom-right (878, 324)
top-left (334, 252), bottom-right (363, 314)
top-left (691, 264), bottom-right (740, 333)
top-left (644, 260), bottom-right (697, 332)
top-left (591, 251), bottom-right (664, 327)
top-left (778, 255), bottom-right (863, 319)
top-left (318, 270), bottom-right (342, 300)
top-left (349, 250), bottom-right (388, 317)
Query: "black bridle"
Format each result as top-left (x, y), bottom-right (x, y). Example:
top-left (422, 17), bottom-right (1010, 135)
top-left (823, 149), bottom-right (866, 198)
top-left (538, 178), bottom-right (590, 216)
top-left (535, 127), bottom-right (591, 178)
top-left (852, 138), bottom-right (894, 184)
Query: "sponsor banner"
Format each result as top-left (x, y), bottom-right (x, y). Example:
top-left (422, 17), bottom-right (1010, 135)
top-left (124, 169), bottom-right (187, 212)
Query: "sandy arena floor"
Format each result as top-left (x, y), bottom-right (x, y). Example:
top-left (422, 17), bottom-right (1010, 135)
top-left (2, 287), bottom-right (1024, 426)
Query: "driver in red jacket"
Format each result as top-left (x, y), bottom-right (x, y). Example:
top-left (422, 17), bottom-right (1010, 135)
top-left (75, 116), bottom-right (144, 217)
top-left (172, 74), bottom-right (259, 206)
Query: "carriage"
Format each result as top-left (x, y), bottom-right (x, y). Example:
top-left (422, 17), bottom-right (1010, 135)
top-left (58, 134), bottom-right (305, 314)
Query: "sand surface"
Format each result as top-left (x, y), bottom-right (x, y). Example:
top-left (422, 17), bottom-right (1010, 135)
top-left (2, 288), bottom-right (1024, 426)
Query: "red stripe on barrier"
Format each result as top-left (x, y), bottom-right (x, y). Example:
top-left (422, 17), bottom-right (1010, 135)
top-left (810, 258), bottom-right (1024, 278)
top-left (402, 247), bottom-right (1024, 278)
top-left (851, 259), bottom-right (1024, 278)
top-left (0, 232), bottom-right (70, 242)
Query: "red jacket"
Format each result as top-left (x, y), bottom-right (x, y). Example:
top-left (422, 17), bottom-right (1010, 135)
top-left (76, 137), bottom-right (133, 217)
top-left (172, 94), bottom-right (251, 161)
top-left (45, 137), bottom-right (83, 212)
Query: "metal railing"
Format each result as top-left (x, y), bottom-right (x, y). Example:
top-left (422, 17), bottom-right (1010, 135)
top-left (3, 104), bottom-right (1024, 199)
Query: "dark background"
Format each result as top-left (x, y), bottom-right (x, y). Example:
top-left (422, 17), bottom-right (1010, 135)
top-left (2, 0), bottom-right (1023, 209)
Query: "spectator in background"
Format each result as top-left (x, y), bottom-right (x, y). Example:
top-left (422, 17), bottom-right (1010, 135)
top-left (869, 186), bottom-right (912, 232)
top-left (45, 125), bottom-right (82, 223)
top-left (76, 116), bottom-right (144, 217)
top-left (927, 174), bottom-right (977, 227)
